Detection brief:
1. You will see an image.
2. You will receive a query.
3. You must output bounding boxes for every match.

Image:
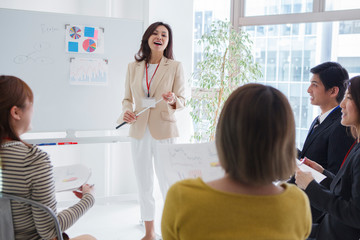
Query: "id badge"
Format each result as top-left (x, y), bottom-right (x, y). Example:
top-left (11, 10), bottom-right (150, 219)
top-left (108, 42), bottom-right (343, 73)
top-left (142, 97), bottom-right (156, 108)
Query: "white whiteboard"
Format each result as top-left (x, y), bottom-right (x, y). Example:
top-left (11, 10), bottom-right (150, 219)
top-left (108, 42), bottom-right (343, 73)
top-left (0, 8), bottom-right (143, 133)
top-left (157, 142), bottom-right (224, 191)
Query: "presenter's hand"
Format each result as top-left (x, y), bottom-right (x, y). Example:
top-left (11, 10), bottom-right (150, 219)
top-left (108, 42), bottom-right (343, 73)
top-left (123, 110), bottom-right (137, 123)
top-left (295, 168), bottom-right (314, 190)
top-left (302, 157), bottom-right (324, 173)
top-left (73, 184), bottom-right (95, 199)
top-left (162, 91), bottom-right (176, 105)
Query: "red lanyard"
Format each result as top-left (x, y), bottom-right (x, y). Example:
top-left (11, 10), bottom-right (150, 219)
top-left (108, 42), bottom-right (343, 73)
top-left (145, 63), bottom-right (160, 97)
top-left (340, 139), bottom-right (357, 168)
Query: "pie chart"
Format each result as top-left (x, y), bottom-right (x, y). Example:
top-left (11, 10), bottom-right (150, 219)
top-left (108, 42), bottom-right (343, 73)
top-left (69, 26), bottom-right (81, 39)
top-left (83, 39), bottom-right (96, 52)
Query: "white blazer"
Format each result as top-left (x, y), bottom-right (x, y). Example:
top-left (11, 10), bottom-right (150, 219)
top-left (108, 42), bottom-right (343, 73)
top-left (117, 56), bottom-right (185, 140)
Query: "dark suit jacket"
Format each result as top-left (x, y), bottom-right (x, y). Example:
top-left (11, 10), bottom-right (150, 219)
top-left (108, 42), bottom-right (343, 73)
top-left (305, 143), bottom-right (360, 240)
top-left (299, 107), bottom-right (354, 175)
top-left (294, 107), bottom-right (354, 221)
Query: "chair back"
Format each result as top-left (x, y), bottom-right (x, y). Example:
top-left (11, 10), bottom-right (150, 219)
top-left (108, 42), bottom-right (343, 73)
top-left (0, 195), bottom-right (15, 240)
top-left (0, 193), bottom-right (64, 240)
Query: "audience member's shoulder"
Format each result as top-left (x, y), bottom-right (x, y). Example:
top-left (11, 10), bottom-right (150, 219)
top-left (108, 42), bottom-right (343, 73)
top-left (1, 141), bottom-right (31, 154)
top-left (168, 178), bottom-right (203, 193)
top-left (180, 178), bottom-right (202, 186)
top-left (334, 118), bottom-right (352, 132)
top-left (282, 183), bottom-right (309, 199)
top-left (351, 145), bottom-right (360, 162)
top-left (23, 143), bottom-right (50, 166)
top-left (1, 141), bottom-right (49, 166)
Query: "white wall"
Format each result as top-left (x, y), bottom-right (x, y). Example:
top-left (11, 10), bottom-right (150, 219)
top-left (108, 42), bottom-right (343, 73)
top-left (0, 0), bottom-right (82, 14)
top-left (0, 0), bottom-right (194, 199)
top-left (145, 0), bottom-right (195, 143)
top-left (0, 0), bottom-right (144, 19)
top-left (108, 0), bottom-right (144, 19)
top-left (145, 0), bottom-right (193, 81)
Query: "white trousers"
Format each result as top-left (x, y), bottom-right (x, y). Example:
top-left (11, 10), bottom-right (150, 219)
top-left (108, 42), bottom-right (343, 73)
top-left (131, 127), bottom-right (175, 221)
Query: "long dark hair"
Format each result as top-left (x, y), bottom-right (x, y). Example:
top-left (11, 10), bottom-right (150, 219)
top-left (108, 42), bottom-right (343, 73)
top-left (135, 22), bottom-right (174, 63)
top-left (0, 75), bottom-right (33, 146)
top-left (347, 76), bottom-right (360, 139)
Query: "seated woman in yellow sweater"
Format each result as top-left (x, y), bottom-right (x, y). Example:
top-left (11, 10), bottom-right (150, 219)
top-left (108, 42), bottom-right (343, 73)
top-left (161, 83), bottom-right (312, 240)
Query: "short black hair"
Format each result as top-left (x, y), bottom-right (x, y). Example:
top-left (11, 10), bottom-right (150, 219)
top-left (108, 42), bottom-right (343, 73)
top-left (310, 62), bottom-right (349, 103)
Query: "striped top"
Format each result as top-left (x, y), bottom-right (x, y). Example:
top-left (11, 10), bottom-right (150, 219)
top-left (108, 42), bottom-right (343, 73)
top-left (0, 141), bottom-right (95, 240)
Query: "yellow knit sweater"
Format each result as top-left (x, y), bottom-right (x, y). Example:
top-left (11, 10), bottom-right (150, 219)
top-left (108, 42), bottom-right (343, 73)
top-left (162, 178), bottom-right (311, 240)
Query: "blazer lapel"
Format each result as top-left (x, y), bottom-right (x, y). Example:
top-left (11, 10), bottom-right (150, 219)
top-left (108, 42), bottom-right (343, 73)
top-left (301, 108), bottom-right (341, 154)
top-left (330, 159), bottom-right (347, 190)
top-left (149, 56), bottom-right (169, 97)
top-left (134, 61), bottom-right (146, 98)
top-left (330, 143), bottom-right (360, 190)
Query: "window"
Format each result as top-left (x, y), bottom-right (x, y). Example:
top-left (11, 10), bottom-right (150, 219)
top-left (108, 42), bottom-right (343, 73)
top-left (339, 20), bottom-right (360, 34)
top-left (192, 0), bottom-right (231, 139)
top-left (339, 57), bottom-right (360, 76)
top-left (193, 0), bottom-right (230, 78)
top-left (233, 0), bottom-right (360, 148)
top-left (245, 0), bottom-right (313, 16)
top-left (326, 0), bottom-right (360, 11)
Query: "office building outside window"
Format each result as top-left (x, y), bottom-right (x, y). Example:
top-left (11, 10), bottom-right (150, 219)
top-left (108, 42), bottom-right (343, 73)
top-left (193, 0), bottom-right (360, 147)
top-left (240, 0), bottom-right (360, 147)
top-left (193, 0), bottom-right (230, 79)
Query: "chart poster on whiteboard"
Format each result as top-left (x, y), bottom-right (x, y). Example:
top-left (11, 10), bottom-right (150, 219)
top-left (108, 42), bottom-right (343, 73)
top-left (69, 58), bottom-right (108, 85)
top-left (65, 25), bottom-right (104, 54)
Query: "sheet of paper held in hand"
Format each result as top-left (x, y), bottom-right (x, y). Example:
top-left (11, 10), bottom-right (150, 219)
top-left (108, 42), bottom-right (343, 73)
top-left (296, 159), bottom-right (326, 183)
top-left (53, 164), bottom-right (92, 192)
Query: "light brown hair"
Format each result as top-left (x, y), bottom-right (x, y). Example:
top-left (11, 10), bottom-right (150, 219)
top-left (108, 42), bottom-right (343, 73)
top-left (215, 83), bottom-right (296, 185)
top-left (0, 75), bottom-right (33, 146)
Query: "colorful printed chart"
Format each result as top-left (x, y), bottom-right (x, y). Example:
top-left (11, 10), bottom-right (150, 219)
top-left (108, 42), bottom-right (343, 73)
top-left (82, 39), bottom-right (96, 52)
top-left (65, 25), bottom-right (104, 54)
top-left (69, 26), bottom-right (82, 39)
top-left (70, 58), bottom-right (108, 85)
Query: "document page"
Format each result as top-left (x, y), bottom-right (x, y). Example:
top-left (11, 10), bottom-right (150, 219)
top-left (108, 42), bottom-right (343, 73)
top-left (296, 159), bottom-right (326, 183)
top-left (53, 164), bottom-right (91, 192)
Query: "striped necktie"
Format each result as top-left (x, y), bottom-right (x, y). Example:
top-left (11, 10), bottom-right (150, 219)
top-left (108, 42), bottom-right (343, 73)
top-left (309, 117), bottom-right (320, 135)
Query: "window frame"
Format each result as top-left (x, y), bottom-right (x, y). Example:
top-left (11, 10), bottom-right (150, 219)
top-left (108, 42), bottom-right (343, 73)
top-left (230, 0), bottom-right (360, 147)
top-left (231, 0), bottom-right (360, 27)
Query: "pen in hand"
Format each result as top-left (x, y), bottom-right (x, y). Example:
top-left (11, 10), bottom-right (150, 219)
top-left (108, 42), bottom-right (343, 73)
top-left (73, 184), bottom-right (95, 199)
top-left (298, 158), bottom-right (306, 166)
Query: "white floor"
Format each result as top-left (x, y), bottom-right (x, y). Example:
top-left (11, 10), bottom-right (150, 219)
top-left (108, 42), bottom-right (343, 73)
top-left (58, 196), bottom-right (164, 240)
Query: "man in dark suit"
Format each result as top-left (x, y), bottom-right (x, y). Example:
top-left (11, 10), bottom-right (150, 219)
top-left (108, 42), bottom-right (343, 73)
top-left (295, 62), bottom-right (355, 221)
top-left (300, 62), bottom-right (354, 174)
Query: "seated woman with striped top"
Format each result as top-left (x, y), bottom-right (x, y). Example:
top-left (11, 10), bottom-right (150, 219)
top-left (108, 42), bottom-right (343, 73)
top-left (0, 75), bottom-right (96, 240)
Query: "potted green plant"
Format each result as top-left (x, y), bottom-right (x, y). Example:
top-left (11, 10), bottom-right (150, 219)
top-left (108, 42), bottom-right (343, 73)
top-left (189, 20), bottom-right (262, 142)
